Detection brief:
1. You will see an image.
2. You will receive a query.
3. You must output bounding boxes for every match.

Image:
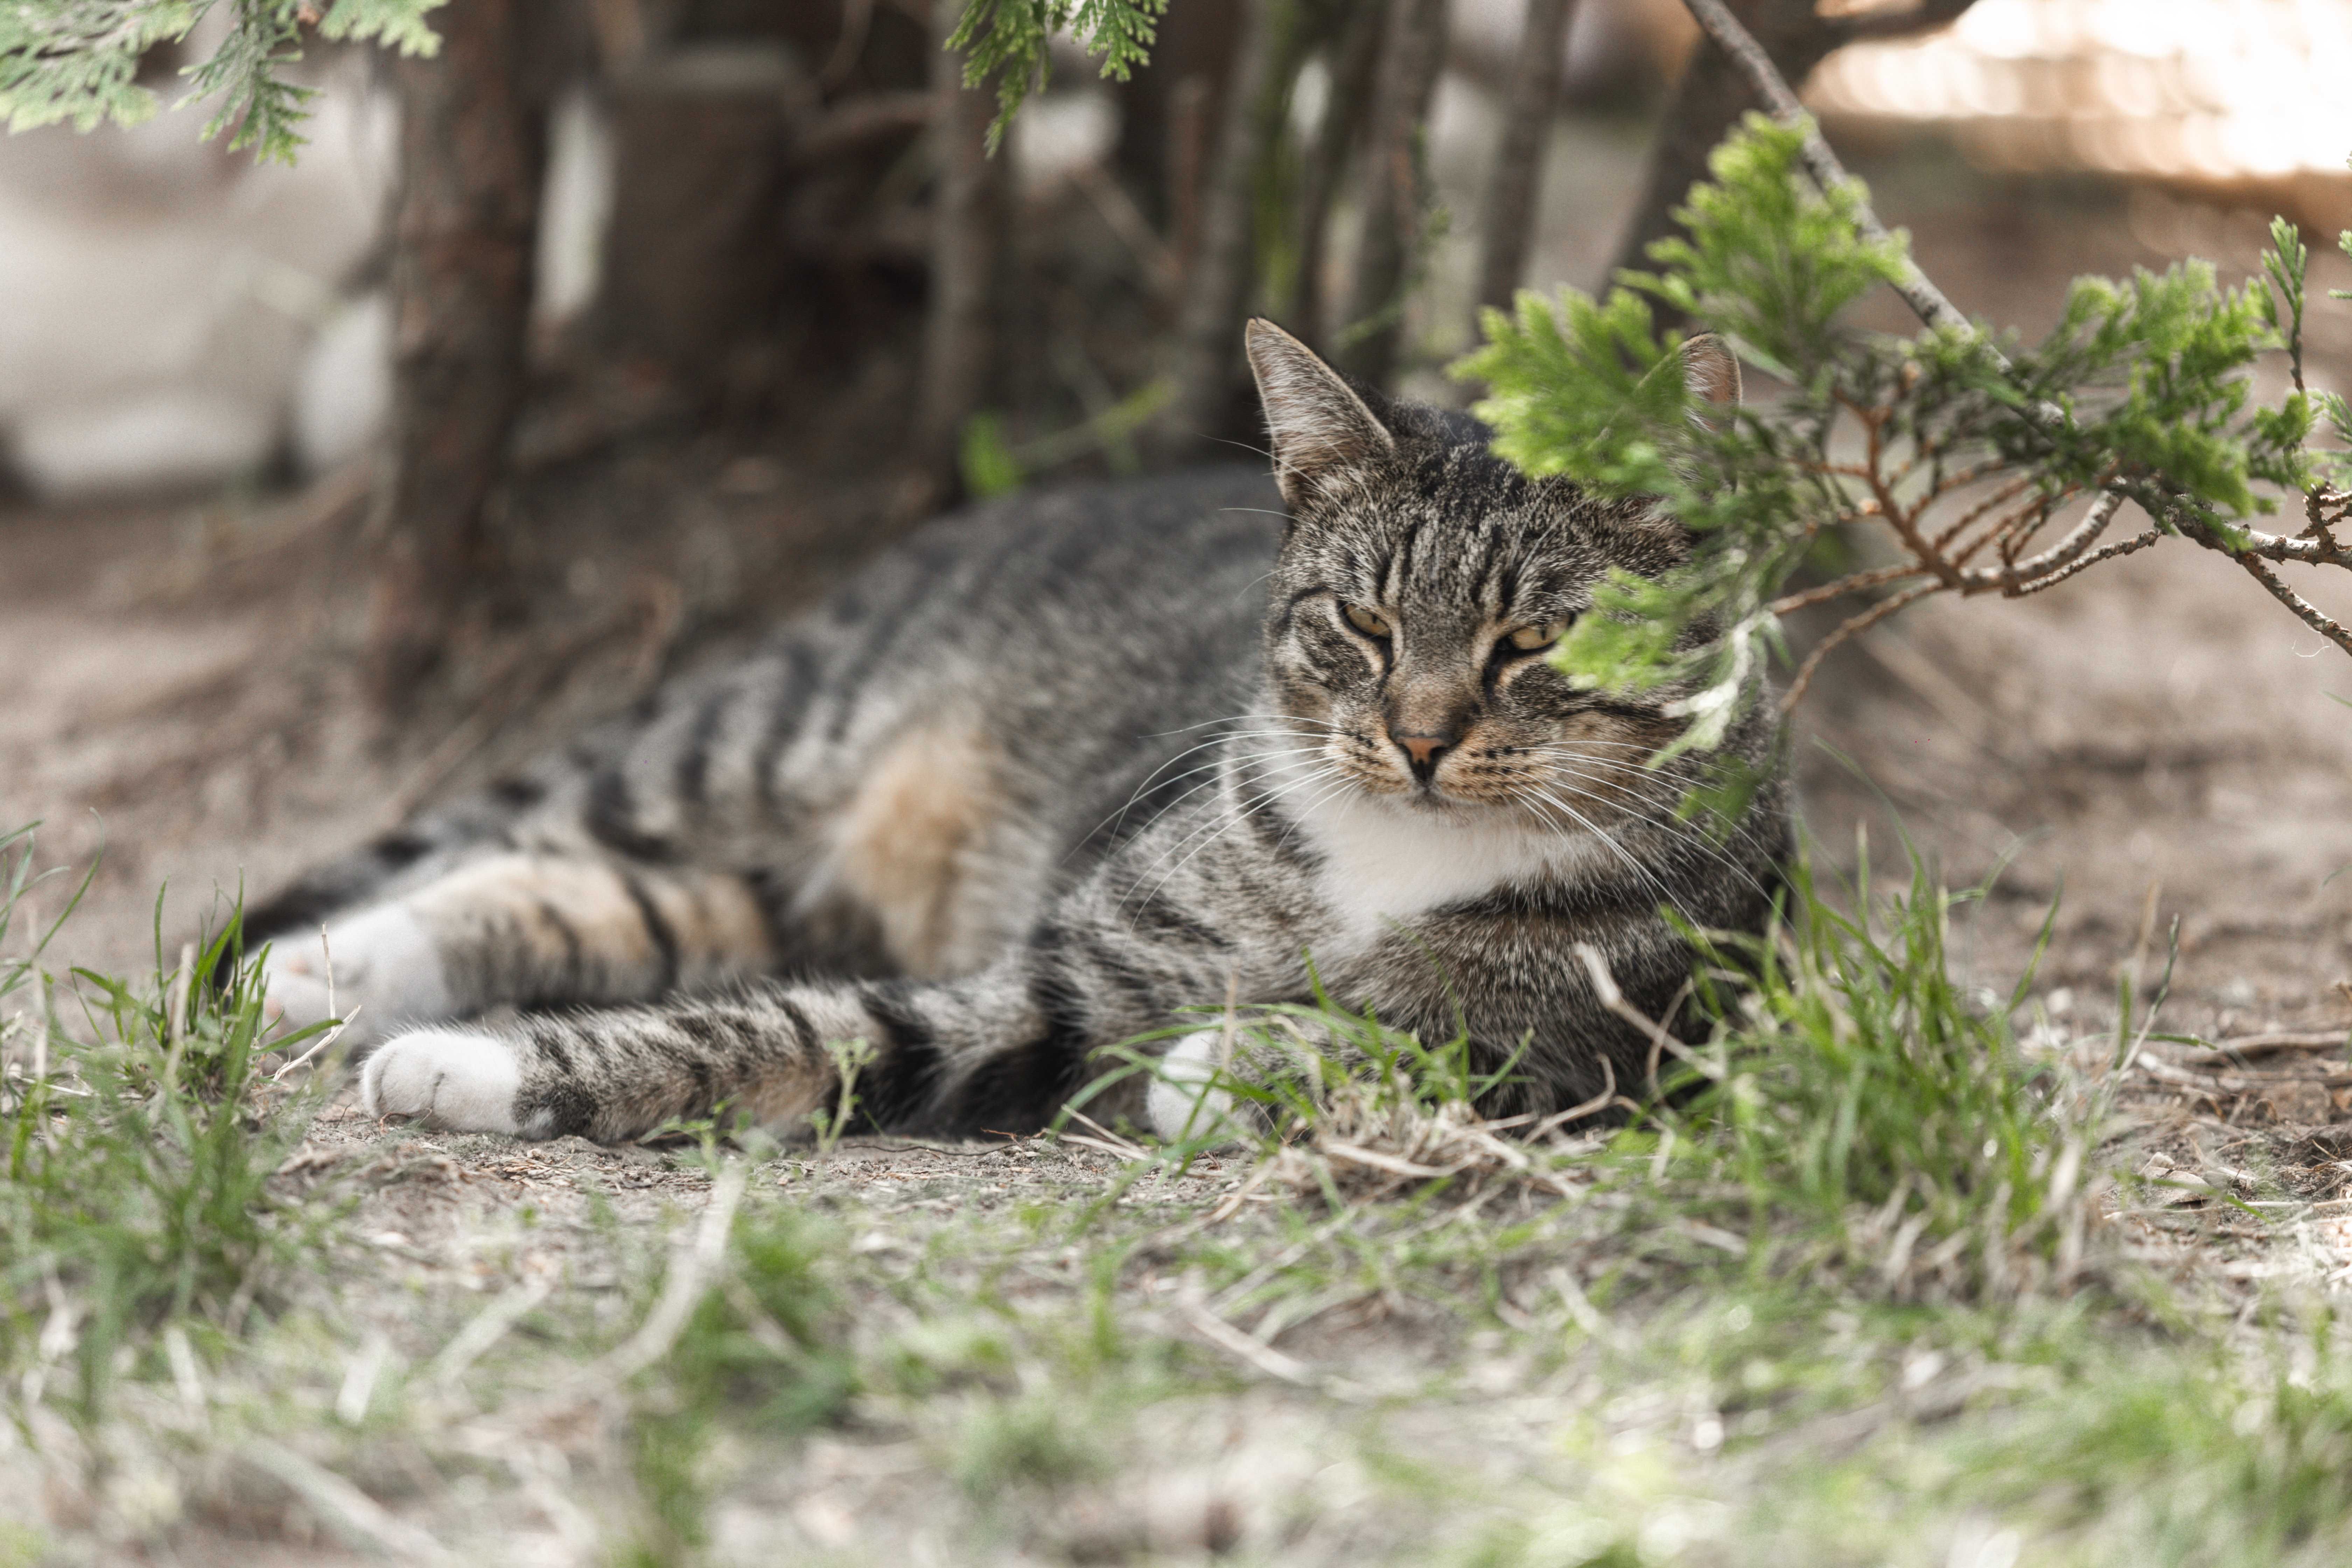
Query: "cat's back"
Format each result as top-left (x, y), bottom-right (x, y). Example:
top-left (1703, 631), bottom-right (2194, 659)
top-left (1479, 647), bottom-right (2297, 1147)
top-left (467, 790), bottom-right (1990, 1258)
top-left (770, 465), bottom-right (1284, 761)
top-left (847, 464), bottom-right (1285, 665)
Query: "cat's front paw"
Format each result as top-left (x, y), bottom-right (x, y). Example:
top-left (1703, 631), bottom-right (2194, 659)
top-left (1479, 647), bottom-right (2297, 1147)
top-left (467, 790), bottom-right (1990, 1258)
top-left (1145, 1028), bottom-right (1248, 1146)
top-left (260, 903), bottom-right (453, 1052)
top-left (359, 1028), bottom-right (523, 1135)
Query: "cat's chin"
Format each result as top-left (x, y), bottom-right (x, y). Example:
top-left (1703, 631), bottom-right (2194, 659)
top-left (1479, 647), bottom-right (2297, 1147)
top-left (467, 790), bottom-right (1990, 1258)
top-left (1346, 781), bottom-right (1514, 821)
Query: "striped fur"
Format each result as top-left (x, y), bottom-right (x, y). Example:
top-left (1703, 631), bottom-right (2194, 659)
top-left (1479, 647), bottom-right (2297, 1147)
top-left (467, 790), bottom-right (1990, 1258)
top-left (253, 322), bottom-right (1789, 1142)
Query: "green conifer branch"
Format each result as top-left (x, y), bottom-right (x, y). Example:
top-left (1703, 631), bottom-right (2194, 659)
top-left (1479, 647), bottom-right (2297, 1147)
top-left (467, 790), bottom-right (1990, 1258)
top-left (0, 0), bottom-right (441, 163)
top-left (1460, 0), bottom-right (2352, 752)
top-left (946, 0), bottom-right (1167, 150)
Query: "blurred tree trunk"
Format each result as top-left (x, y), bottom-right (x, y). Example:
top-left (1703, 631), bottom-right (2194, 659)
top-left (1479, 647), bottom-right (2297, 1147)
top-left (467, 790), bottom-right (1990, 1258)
top-left (913, 0), bottom-right (1013, 504)
top-left (1168, 0), bottom-right (1305, 449)
top-left (366, 0), bottom-right (552, 713)
top-left (1112, 0), bottom-right (1246, 230)
top-left (1290, 0), bottom-right (1387, 353)
top-left (1336, 0), bottom-right (1450, 388)
top-left (1606, 0), bottom-right (1979, 290)
top-left (1470, 0), bottom-right (1577, 324)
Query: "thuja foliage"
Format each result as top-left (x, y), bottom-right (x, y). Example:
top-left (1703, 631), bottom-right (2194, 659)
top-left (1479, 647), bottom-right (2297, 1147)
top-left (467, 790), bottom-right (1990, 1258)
top-left (0, 0), bottom-right (442, 162)
top-left (948, 0), bottom-right (1167, 147)
top-left (1459, 115), bottom-right (2352, 751)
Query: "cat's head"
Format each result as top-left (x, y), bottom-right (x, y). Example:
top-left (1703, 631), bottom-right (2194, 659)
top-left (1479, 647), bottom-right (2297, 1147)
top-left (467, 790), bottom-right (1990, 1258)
top-left (1243, 318), bottom-right (1740, 824)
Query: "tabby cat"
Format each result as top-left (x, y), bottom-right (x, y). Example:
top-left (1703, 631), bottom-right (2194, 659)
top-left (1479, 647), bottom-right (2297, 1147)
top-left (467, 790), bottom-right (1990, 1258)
top-left (248, 321), bottom-right (1788, 1143)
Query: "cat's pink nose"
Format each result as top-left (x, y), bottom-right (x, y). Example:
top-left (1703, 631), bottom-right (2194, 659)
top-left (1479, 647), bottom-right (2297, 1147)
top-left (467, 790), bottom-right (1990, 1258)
top-left (1395, 733), bottom-right (1453, 769)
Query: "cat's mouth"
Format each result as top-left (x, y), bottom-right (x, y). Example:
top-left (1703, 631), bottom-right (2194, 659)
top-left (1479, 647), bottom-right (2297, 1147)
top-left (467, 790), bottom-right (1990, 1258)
top-left (1336, 730), bottom-right (1668, 827)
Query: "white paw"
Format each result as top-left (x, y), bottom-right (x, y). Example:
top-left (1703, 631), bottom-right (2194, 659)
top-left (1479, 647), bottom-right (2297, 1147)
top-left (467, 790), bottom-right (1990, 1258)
top-left (261, 903), bottom-right (452, 1051)
top-left (359, 1028), bottom-right (523, 1134)
top-left (1146, 1028), bottom-right (1245, 1144)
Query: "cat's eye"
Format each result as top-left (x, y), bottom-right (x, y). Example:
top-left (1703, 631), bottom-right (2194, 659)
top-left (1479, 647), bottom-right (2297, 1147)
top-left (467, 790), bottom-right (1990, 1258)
top-left (1343, 603), bottom-right (1392, 638)
top-left (1505, 619), bottom-right (1571, 652)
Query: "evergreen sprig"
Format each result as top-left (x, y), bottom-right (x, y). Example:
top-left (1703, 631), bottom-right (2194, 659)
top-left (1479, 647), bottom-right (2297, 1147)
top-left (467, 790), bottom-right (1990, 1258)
top-left (0, 0), bottom-right (441, 163)
top-left (947, 0), bottom-right (1167, 150)
top-left (1459, 114), bottom-right (2352, 751)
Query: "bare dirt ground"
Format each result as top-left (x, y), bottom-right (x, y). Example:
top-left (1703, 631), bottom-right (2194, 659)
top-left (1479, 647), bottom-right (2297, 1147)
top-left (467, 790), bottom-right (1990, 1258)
top-left (9, 132), bottom-right (2352, 1563)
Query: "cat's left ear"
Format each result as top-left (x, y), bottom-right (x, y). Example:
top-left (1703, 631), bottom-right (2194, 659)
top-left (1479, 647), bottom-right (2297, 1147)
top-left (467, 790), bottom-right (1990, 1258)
top-left (1245, 317), bottom-right (1396, 509)
top-left (1679, 334), bottom-right (1742, 421)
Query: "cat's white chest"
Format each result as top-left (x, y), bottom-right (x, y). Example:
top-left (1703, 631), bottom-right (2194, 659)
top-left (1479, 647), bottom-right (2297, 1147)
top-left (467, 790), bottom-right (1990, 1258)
top-left (1289, 791), bottom-right (1598, 945)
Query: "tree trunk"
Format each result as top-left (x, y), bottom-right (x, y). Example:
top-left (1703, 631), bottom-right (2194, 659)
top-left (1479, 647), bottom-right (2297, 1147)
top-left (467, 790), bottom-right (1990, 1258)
top-left (366, 0), bottom-right (551, 712)
top-left (912, 0), bottom-right (1013, 502)
top-left (1290, 0), bottom-right (1387, 352)
top-left (1605, 0), bottom-right (1980, 287)
top-left (1336, 0), bottom-right (1450, 388)
top-left (1469, 0), bottom-right (1577, 326)
top-left (1111, 0), bottom-right (1246, 229)
top-left (1168, 0), bottom-right (1293, 450)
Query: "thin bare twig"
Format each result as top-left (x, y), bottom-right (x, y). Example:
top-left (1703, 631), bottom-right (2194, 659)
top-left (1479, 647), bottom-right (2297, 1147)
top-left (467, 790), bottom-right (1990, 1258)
top-left (1770, 561), bottom-right (1927, 615)
top-left (1571, 943), bottom-right (1717, 1083)
top-left (1954, 499), bottom-right (2053, 569)
top-left (242, 1440), bottom-right (453, 1563)
top-left (1176, 1297), bottom-right (1316, 1385)
top-left (1990, 528), bottom-right (2162, 598)
top-left (1859, 415), bottom-right (1964, 590)
top-left (1928, 472), bottom-right (2040, 554)
top-left (2179, 1030), bottom-right (2350, 1066)
top-left (1781, 583), bottom-right (1942, 712)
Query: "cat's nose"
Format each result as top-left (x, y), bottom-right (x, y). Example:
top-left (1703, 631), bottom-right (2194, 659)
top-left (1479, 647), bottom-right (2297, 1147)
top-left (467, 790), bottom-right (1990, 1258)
top-left (1393, 730), bottom-right (1458, 780)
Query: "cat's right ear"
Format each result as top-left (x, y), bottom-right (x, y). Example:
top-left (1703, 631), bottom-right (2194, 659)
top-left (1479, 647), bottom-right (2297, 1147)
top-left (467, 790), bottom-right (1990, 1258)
top-left (1244, 318), bottom-right (1395, 510)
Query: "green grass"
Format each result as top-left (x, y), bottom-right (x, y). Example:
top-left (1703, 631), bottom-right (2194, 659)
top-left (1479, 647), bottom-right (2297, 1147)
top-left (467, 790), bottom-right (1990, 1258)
top-left (4, 815), bottom-right (2347, 1564)
top-left (1624, 847), bottom-right (2110, 1304)
top-left (614, 1183), bottom-right (860, 1565)
top-left (1095, 838), bottom-right (2118, 1328)
top-left (1945, 1320), bottom-right (2352, 1568)
top-left (0, 825), bottom-right (344, 1424)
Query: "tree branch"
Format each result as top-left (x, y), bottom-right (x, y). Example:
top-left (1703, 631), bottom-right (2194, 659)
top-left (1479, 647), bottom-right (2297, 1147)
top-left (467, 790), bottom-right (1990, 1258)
top-left (914, 0), bottom-right (1012, 497)
top-left (2238, 555), bottom-right (2352, 658)
top-left (1684, 0), bottom-right (2352, 673)
top-left (1678, 0), bottom-right (1969, 337)
top-left (1779, 583), bottom-right (1942, 712)
top-left (1337, 0), bottom-right (1451, 386)
top-left (1990, 527), bottom-right (2161, 598)
top-left (1292, 0), bottom-right (1388, 351)
top-left (1972, 489), bottom-right (2124, 585)
top-left (1608, 0), bottom-right (1978, 290)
